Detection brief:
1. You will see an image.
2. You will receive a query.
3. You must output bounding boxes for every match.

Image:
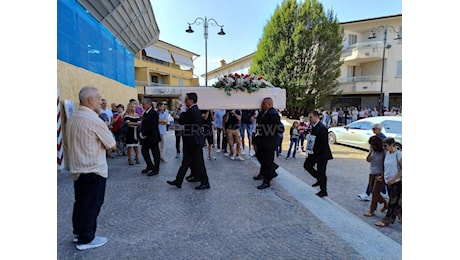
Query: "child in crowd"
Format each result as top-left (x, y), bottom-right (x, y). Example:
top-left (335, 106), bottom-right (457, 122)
top-left (286, 121), bottom-right (300, 159)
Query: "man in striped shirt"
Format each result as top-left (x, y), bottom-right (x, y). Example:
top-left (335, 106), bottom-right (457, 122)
top-left (66, 86), bottom-right (116, 250)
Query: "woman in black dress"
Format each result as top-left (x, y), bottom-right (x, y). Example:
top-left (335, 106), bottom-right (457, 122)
top-left (124, 103), bottom-right (141, 165)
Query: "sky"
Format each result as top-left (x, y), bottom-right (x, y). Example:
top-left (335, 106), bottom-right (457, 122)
top-left (150, 0), bottom-right (402, 85)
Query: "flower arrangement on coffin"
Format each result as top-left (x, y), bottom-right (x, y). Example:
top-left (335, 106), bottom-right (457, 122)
top-left (211, 73), bottom-right (275, 96)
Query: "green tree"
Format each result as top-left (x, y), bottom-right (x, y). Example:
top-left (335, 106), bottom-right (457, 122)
top-left (250, 0), bottom-right (343, 116)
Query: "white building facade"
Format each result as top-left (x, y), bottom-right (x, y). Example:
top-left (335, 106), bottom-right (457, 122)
top-left (336, 14), bottom-right (402, 111)
top-left (204, 14), bottom-right (402, 111)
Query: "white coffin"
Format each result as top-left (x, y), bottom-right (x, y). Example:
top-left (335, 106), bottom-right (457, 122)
top-left (179, 87), bottom-right (286, 110)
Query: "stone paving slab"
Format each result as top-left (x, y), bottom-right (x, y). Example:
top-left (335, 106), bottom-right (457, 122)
top-left (57, 129), bottom-right (401, 259)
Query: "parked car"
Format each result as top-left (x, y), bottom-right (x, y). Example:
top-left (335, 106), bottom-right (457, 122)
top-left (328, 116), bottom-right (402, 151)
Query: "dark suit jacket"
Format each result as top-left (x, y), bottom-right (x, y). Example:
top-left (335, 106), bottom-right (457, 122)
top-left (179, 104), bottom-right (205, 147)
top-left (254, 107), bottom-right (284, 150)
top-left (309, 121), bottom-right (333, 161)
top-left (140, 108), bottom-right (160, 143)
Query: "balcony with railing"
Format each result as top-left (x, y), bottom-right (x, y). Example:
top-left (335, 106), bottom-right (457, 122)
top-left (341, 41), bottom-right (384, 64)
top-left (135, 53), bottom-right (171, 67)
top-left (339, 75), bottom-right (384, 94)
top-left (135, 81), bottom-right (176, 87)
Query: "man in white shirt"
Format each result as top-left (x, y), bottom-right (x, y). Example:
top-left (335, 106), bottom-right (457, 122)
top-left (66, 86), bottom-right (116, 250)
top-left (100, 98), bottom-right (113, 125)
top-left (156, 102), bottom-right (169, 162)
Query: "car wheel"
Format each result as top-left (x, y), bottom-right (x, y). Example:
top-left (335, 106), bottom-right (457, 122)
top-left (328, 132), bottom-right (336, 144)
top-left (395, 143), bottom-right (402, 151)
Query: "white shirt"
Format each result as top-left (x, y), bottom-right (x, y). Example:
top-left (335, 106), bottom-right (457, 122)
top-left (66, 106), bottom-right (116, 179)
top-left (100, 107), bottom-right (113, 125)
top-left (384, 150), bottom-right (402, 183)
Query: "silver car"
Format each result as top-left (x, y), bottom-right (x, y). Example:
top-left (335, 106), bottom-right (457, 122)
top-left (328, 116), bottom-right (402, 151)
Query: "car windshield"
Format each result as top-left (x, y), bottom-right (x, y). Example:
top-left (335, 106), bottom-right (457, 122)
top-left (347, 121), bottom-right (372, 130)
top-left (382, 120), bottom-right (402, 134)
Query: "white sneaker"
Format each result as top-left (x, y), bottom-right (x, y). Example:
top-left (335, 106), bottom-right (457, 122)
top-left (236, 156), bottom-right (245, 161)
top-left (76, 236), bottom-right (108, 250)
top-left (208, 156), bottom-right (216, 160)
top-left (216, 149), bottom-right (221, 153)
top-left (381, 192), bottom-right (389, 200)
top-left (224, 152), bottom-right (229, 157)
top-left (230, 155), bottom-right (235, 160)
top-left (240, 150), bottom-right (247, 155)
top-left (72, 235), bottom-right (79, 243)
top-left (357, 193), bottom-right (370, 201)
top-left (249, 150), bottom-right (255, 156)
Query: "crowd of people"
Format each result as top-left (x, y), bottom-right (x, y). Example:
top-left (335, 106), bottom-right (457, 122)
top-left (285, 105), bottom-right (402, 128)
top-left (66, 85), bottom-right (401, 251)
top-left (99, 99), bottom-right (264, 166)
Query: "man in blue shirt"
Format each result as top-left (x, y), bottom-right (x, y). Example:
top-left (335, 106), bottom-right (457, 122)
top-left (214, 109), bottom-right (226, 152)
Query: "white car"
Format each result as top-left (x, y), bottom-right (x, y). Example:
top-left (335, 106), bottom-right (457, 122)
top-left (328, 116), bottom-right (402, 151)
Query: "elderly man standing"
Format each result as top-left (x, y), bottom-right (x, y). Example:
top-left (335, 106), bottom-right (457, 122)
top-left (66, 86), bottom-right (116, 250)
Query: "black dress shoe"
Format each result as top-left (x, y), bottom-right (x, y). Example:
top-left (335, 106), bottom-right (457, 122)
top-left (273, 171), bottom-right (278, 178)
top-left (195, 183), bottom-right (210, 190)
top-left (188, 177), bottom-right (201, 182)
top-left (167, 180), bottom-right (181, 189)
top-left (316, 191), bottom-right (328, 197)
top-left (253, 175), bottom-right (263, 180)
top-left (312, 182), bottom-right (320, 187)
top-left (141, 168), bottom-right (151, 174)
top-left (186, 175), bottom-right (194, 181)
top-left (147, 170), bottom-right (159, 176)
top-left (257, 182), bottom-right (270, 189)
top-left (274, 164), bottom-right (279, 170)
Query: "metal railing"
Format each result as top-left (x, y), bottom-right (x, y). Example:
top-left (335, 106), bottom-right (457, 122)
top-left (341, 75), bottom-right (383, 83)
top-left (135, 81), bottom-right (177, 87)
top-left (342, 41), bottom-right (383, 51)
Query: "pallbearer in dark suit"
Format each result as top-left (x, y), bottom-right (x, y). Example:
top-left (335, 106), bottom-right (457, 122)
top-left (303, 110), bottom-right (333, 197)
top-left (139, 98), bottom-right (161, 176)
top-left (167, 92), bottom-right (210, 190)
top-left (253, 97), bottom-right (284, 190)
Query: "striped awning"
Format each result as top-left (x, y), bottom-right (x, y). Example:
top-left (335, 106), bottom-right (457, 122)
top-left (144, 46), bottom-right (172, 63)
top-left (172, 53), bottom-right (194, 68)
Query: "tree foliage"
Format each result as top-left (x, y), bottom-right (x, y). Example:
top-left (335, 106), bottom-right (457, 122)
top-left (250, 0), bottom-right (343, 116)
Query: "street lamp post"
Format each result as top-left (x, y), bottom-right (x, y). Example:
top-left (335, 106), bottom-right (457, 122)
top-left (186, 16), bottom-right (225, 87)
top-left (368, 25), bottom-right (401, 115)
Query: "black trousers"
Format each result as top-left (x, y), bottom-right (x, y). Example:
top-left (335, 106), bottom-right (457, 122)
top-left (304, 157), bottom-right (329, 193)
top-left (216, 127), bottom-right (223, 149)
top-left (72, 173), bottom-right (106, 244)
top-left (175, 130), bottom-right (183, 154)
top-left (299, 134), bottom-right (306, 149)
top-left (221, 131), bottom-right (228, 153)
top-left (175, 135), bottom-right (182, 154)
top-left (256, 147), bottom-right (275, 183)
top-left (382, 181), bottom-right (402, 224)
top-left (141, 140), bottom-right (160, 172)
top-left (175, 144), bottom-right (208, 185)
